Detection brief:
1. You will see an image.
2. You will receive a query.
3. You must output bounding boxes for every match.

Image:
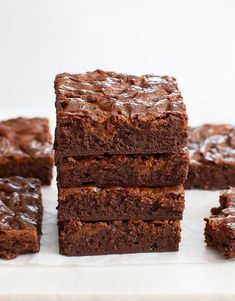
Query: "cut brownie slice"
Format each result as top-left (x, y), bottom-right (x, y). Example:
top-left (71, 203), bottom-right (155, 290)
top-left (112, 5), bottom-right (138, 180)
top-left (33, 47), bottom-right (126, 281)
top-left (0, 117), bottom-right (53, 185)
top-left (0, 176), bottom-right (43, 260)
top-left (56, 149), bottom-right (189, 188)
top-left (58, 220), bottom-right (181, 256)
top-left (204, 188), bottom-right (235, 259)
top-left (54, 70), bottom-right (188, 157)
top-left (185, 124), bottom-right (235, 189)
top-left (57, 185), bottom-right (185, 221)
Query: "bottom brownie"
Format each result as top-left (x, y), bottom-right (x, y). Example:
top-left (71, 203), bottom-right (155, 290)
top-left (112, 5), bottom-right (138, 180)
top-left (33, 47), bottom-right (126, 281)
top-left (204, 188), bottom-right (235, 259)
top-left (58, 220), bottom-right (181, 256)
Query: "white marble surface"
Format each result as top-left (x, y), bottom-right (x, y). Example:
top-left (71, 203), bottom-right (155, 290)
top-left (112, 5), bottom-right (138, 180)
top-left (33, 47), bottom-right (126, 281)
top-left (0, 0), bottom-right (235, 300)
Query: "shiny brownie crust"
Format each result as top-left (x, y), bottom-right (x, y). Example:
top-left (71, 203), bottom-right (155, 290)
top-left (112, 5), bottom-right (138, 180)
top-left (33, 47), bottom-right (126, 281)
top-left (0, 117), bottom-right (53, 185)
top-left (58, 220), bottom-right (181, 256)
top-left (54, 70), bottom-right (188, 157)
top-left (56, 149), bottom-right (189, 188)
top-left (185, 124), bottom-right (235, 189)
top-left (0, 176), bottom-right (43, 260)
top-left (57, 185), bottom-right (185, 222)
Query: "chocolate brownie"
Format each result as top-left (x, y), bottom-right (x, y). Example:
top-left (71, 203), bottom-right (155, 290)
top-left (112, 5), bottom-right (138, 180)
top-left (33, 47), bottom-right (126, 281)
top-left (185, 124), bottom-right (235, 189)
top-left (56, 149), bottom-right (189, 188)
top-left (54, 70), bottom-right (188, 157)
top-left (57, 185), bottom-right (185, 221)
top-left (58, 219), bottom-right (181, 256)
top-left (0, 176), bottom-right (43, 260)
top-left (204, 188), bottom-right (235, 259)
top-left (0, 117), bottom-right (53, 185)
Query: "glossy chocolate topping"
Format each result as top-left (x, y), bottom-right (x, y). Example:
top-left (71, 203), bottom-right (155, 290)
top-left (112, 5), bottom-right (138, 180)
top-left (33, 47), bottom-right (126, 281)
top-left (0, 117), bottom-right (52, 163)
top-left (188, 124), bottom-right (235, 165)
top-left (206, 188), bottom-right (235, 233)
top-left (55, 69), bottom-right (186, 120)
top-left (0, 176), bottom-right (42, 230)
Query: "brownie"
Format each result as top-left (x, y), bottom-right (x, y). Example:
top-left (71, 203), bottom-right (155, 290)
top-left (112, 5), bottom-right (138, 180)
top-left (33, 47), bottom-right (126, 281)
top-left (58, 219), bottom-right (181, 256)
top-left (204, 188), bottom-right (235, 259)
top-left (0, 117), bottom-right (53, 185)
top-left (0, 176), bottom-right (43, 260)
top-left (185, 124), bottom-right (235, 189)
top-left (56, 149), bottom-right (189, 188)
top-left (57, 185), bottom-right (185, 221)
top-left (54, 70), bottom-right (188, 157)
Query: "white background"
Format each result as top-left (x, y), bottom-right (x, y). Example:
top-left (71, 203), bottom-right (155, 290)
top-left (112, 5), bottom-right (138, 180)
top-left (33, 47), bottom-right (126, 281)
top-left (1, 0), bottom-right (235, 124)
top-left (0, 1), bottom-right (235, 300)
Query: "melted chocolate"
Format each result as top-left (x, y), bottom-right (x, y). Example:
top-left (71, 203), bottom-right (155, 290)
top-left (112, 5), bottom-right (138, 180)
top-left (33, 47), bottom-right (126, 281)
top-left (0, 176), bottom-right (42, 230)
top-left (188, 124), bottom-right (235, 165)
top-left (55, 69), bottom-right (186, 120)
top-left (0, 117), bottom-right (52, 163)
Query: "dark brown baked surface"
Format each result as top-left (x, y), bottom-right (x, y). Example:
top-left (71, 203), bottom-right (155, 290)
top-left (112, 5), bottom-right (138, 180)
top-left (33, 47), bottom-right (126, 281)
top-left (54, 70), bottom-right (188, 157)
top-left (56, 149), bottom-right (189, 188)
top-left (58, 219), bottom-right (181, 256)
top-left (0, 176), bottom-right (43, 260)
top-left (57, 185), bottom-right (185, 221)
top-left (0, 117), bottom-right (53, 185)
top-left (204, 188), bottom-right (235, 259)
top-left (185, 124), bottom-right (235, 189)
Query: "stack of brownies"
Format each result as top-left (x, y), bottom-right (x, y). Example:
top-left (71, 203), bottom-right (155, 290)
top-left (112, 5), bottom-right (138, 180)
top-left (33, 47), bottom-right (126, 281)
top-left (54, 70), bottom-right (189, 256)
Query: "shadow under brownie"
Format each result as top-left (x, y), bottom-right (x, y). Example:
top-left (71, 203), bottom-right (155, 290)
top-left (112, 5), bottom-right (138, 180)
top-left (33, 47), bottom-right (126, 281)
top-left (0, 117), bottom-right (53, 185)
top-left (54, 70), bottom-right (188, 157)
top-left (0, 176), bottom-right (43, 260)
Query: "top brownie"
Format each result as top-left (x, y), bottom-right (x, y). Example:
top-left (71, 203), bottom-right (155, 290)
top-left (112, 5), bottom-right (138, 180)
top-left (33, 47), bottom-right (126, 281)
top-left (54, 70), bottom-right (188, 156)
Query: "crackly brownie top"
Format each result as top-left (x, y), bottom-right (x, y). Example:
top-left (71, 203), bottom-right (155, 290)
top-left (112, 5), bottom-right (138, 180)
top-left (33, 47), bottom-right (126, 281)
top-left (188, 124), bottom-right (235, 165)
top-left (55, 69), bottom-right (186, 120)
top-left (0, 117), bottom-right (53, 163)
top-left (0, 176), bottom-right (42, 231)
top-left (206, 188), bottom-right (235, 234)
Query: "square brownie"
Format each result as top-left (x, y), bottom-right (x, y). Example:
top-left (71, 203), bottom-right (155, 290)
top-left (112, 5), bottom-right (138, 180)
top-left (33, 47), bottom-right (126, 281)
top-left (58, 219), bottom-right (181, 256)
top-left (185, 124), bottom-right (235, 189)
top-left (204, 188), bottom-right (235, 259)
top-left (56, 149), bottom-right (189, 188)
top-left (54, 70), bottom-right (188, 157)
top-left (0, 117), bottom-right (53, 185)
top-left (0, 176), bottom-right (43, 260)
top-left (57, 185), bottom-right (185, 222)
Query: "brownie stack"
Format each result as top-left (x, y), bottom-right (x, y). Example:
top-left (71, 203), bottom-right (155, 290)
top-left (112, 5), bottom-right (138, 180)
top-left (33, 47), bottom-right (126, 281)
top-left (54, 70), bottom-right (189, 256)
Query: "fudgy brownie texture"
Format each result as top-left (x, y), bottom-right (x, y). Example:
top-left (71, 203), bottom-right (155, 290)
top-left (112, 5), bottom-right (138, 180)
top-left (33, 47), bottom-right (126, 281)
top-left (185, 124), bottom-right (235, 189)
top-left (54, 70), bottom-right (188, 157)
top-left (58, 219), bottom-right (181, 256)
top-left (57, 185), bottom-right (185, 221)
top-left (56, 149), bottom-right (189, 188)
top-left (204, 188), bottom-right (235, 259)
top-left (0, 117), bottom-right (53, 185)
top-left (0, 176), bottom-right (43, 260)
